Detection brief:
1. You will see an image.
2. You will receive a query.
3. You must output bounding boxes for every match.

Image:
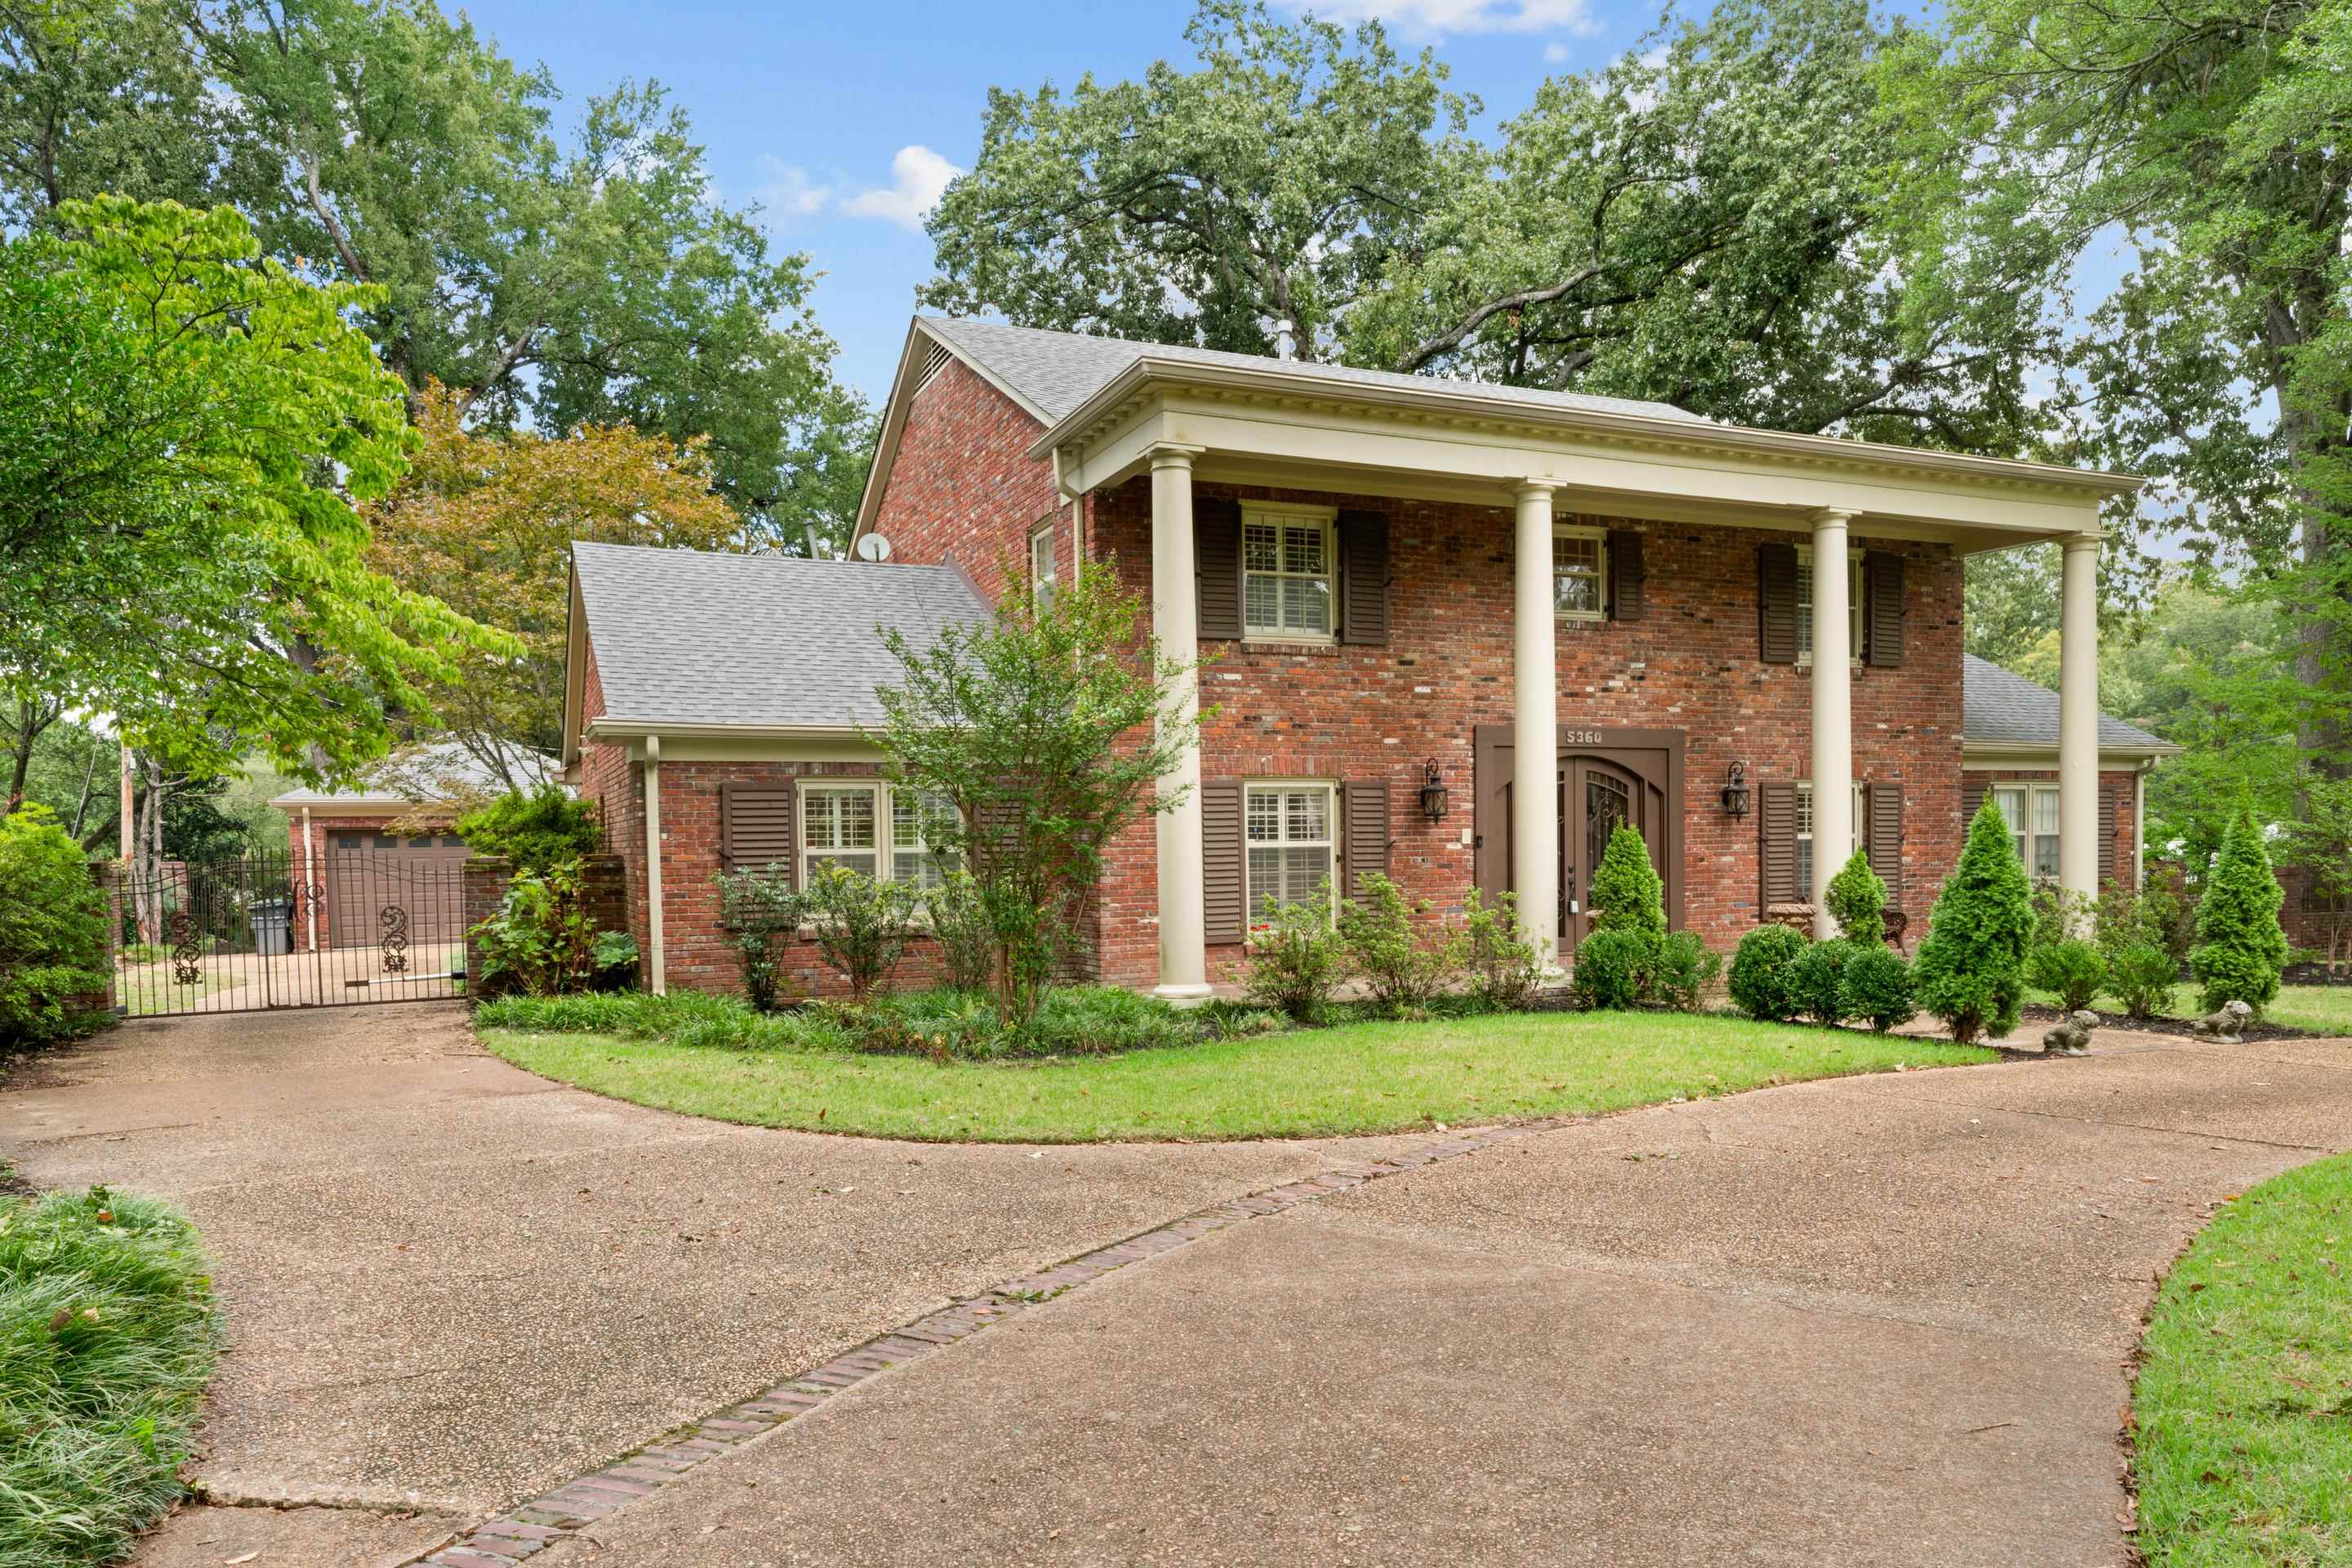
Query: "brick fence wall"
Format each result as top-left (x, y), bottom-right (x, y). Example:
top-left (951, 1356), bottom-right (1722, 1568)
top-left (462, 853), bottom-right (630, 997)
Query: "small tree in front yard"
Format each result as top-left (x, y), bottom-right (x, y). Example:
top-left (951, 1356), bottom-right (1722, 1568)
top-left (2191, 808), bottom-right (2289, 1016)
top-left (715, 865), bottom-right (804, 1011)
top-left (871, 558), bottom-right (1201, 1026)
top-left (1913, 796), bottom-right (2037, 1042)
top-left (1824, 849), bottom-right (1886, 946)
top-left (1338, 872), bottom-right (1450, 1017)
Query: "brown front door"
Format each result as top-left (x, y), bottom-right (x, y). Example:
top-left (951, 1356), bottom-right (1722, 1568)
top-left (1559, 755), bottom-right (1668, 947)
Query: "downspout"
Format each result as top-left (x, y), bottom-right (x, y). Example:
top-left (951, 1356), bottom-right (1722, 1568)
top-left (644, 736), bottom-right (666, 996)
top-left (301, 806), bottom-right (317, 952)
top-left (2135, 760), bottom-right (2150, 889)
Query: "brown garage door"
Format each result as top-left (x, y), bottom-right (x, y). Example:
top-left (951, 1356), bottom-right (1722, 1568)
top-left (322, 835), bottom-right (473, 951)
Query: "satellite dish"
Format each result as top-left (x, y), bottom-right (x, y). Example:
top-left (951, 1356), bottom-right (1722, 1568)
top-left (855, 533), bottom-right (893, 563)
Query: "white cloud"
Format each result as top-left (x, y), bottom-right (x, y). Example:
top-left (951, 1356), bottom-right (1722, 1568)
top-left (1288, 0), bottom-right (1599, 38)
top-left (842, 145), bottom-right (962, 231)
top-left (755, 158), bottom-right (833, 224)
top-left (1543, 41), bottom-right (1572, 62)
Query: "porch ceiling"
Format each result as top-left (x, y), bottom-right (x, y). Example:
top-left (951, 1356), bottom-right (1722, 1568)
top-left (1044, 382), bottom-right (2138, 553)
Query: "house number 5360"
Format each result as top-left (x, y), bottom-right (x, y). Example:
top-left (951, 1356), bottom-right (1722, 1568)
top-left (1562, 728), bottom-right (1602, 746)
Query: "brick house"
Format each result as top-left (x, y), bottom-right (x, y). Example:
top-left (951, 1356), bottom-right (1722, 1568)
top-left (564, 316), bottom-right (2165, 998)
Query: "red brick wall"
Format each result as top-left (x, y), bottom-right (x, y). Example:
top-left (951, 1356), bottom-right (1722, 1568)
top-left (871, 355), bottom-right (1060, 602)
top-left (1085, 478), bottom-right (1971, 986)
top-left (575, 644), bottom-right (653, 974)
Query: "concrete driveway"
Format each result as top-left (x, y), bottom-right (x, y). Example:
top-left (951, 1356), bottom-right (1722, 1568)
top-left (0, 1004), bottom-right (1420, 1566)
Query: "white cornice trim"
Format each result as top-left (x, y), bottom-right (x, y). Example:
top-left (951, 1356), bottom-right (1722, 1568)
top-left (1962, 741), bottom-right (2182, 766)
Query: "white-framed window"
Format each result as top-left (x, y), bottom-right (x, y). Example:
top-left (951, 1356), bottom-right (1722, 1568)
top-left (1245, 782), bottom-right (1338, 915)
top-left (1794, 779), bottom-right (1864, 893)
top-left (891, 790), bottom-right (960, 889)
top-left (1553, 523), bottom-right (1608, 621)
top-left (1241, 505), bottom-right (1335, 640)
top-left (1029, 518), bottom-right (1058, 607)
top-left (1794, 547), bottom-right (1864, 665)
top-left (802, 783), bottom-right (881, 882)
top-left (1993, 784), bottom-right (2061, 879)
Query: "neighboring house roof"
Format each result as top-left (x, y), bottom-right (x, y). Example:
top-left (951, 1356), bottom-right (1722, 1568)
top-left (1962, 654), bottom-right (2177, 755)
top-left (917, 314), bottom-right (1712, 429)
top-left (269, 741), bottom-right (545, 812)
top-left (572, 541), bottom-right (991, 733)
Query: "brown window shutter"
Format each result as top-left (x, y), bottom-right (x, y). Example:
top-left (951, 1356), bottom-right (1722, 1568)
top-left (2099, 784), bottom-right (2118, 889)
top-left (1202, 778), bottom-right (1245, 942)
top-left (1757, 543), bottom-right (1798, 663)
top-left (719, 778), bottom-right (798, 884)
top-left (1342, 778), bottom-right (1392, 900)
top-left (1757, 780), bottom-right (1799, 906)
top-left (1337, 510), bottom-right (1390, 645)
top-left (1195, 497), bottom-right (1243, 640)
top-left (1607, 530), bottom-right (1646, 621)
top-left (1864, 551), bottom-right (1905, 667)
top-left (1864, 782), bottom-right (1903, 903)
top-left (1962, 774), bottom-right (1989, 828)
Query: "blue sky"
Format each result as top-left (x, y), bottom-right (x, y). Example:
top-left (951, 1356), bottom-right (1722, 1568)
top-left (451, 0), bottom-right (1686, 406)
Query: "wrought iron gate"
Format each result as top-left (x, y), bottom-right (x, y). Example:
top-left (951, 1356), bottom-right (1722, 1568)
top-left (114, 851), bottom-right (469, 1018)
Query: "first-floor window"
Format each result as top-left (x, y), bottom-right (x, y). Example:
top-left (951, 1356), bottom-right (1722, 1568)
top-left (891, 791), bottom-right (960, 889)
top-left (802, 784), bottom-right (880, 881)
top-left (1993, 784), bottom-right (2060, 878)
top-left (1794, 780), bottom-right (1863, 893)
top-left (1246, 783), bottom-right (1337, 915)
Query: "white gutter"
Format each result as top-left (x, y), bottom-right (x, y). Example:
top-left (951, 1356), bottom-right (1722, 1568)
top-left (644, 735), bottom-right (666, 996)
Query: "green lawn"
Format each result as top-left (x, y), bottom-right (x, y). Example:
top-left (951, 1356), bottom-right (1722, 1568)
top-left (0, 1187), bottom-right (216, 1568)
top-left (2133, 1153), bottom-right (2352, 1566)
top-left (2024, 983), bottom-right (2352, 1036)
top-left (484, 1010), bottom-right (1997, 1143)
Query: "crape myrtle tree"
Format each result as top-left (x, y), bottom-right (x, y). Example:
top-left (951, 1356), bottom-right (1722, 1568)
top-left (871, 559), bottom-right (1204, 1027)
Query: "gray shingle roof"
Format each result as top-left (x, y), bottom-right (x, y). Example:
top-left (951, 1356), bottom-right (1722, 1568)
top-left (1962, 654), bottom-right (2171, 751)
top-left (918, 315), bottom-right (1711, 428)
top-left (573, 542), bottom-right (990, 731)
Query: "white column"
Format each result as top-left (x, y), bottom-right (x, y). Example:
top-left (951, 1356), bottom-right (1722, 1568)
top-left (644, 736), bottom-right (666, 996)
top-left (1810, 509), bottom-right (1855, 938)
top-left (1512, 482), bottom-right (1561, 971)
top-left (1149, 444), bottom-right (1211, 1001)
top-left (2058, 532), bottom-right (2101, 909)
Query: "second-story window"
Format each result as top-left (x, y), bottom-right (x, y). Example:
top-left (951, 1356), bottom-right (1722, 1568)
top-left (1795, 548), bottom-right (1864, 664)
top-left (1029, 518), bottom-right (1058, 607)
top-left (1553, 523), bottom-right (1607, 621)
top-left (1242, 505), bottom-right (1334, 639)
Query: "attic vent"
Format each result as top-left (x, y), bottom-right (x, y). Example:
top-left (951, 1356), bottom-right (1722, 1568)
top-left (914, 340), bottom-right (953, 394)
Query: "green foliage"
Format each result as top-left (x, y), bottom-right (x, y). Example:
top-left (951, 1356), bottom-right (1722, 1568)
top-left (453, 784), bottom-right (599, 873)
top-left (0, 806), bottom-right (109, 1050)
top-left (2105, 943), bottom-right (2180, 1021)
top-left (479, 988), bottom-right (839, 1052)
top-left (800, 863), bottom-right (918, 1003)
top-left (872, 559), bottom-right (1200, 1025)
top-left (2025, 937), bottom-right (2109, 1013)
top-left (1824, 849), bottom-right (1887, 946)
top-left (1650, 930), bottom-right (1723, 1013)
top-left (923, 870), bottom-right (997, 995)
top-left (1240, 888), bottom-right (1348, 1024)
top-left (1571, 927), bottom-right (1649, 1011)
top-left (1337, 872), bottom-right (1449, 1017)
top-left (0, 1186), bottom-right (216, 1568)
top-left (713, 866), bottom-right (804, 1013)
top-left (1589, 825), bottom-right (1667, 949)
top-left (0, 197), bottom-right (507, 781)
top-left (1842, 945), bottom-right (1916, 1033)
top-left (1913, 796), bottom-right (2037, 1042)
top-left (1788, 938), bottom-right (1856, 1027)
top-left (1456, 885), bottom-right (1546, 1012)
top-left (1728, 924), bottom-right (1811, 1023)
top-left (2190, 809), bottom-right (2291, 1015)
top-left (466, 858), bottom-right (632, 998)
top-left (2096, 876), bottom-right (2190, 967)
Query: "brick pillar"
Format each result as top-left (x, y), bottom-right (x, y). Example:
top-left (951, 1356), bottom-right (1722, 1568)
top-left (461, 856), bottom-right (514, 1000)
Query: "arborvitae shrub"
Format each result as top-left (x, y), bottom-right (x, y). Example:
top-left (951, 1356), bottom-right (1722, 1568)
top-left (1824, 849), bottom-right (1887, 946)
top-left (2190, 808), bottom-right (2290, 1015)
top-left (1913, 795), bottom-right (2036, 1042)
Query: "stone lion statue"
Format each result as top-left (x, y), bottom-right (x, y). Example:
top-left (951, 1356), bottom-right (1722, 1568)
top-left (2041, 1010), bottom-right (2099, 1057)
top-left (2189, 1000), bottom-right (2256, 1044)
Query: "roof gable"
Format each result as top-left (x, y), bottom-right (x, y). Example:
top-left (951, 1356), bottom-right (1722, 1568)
top-left (571, 541), bottom-right (990, 733)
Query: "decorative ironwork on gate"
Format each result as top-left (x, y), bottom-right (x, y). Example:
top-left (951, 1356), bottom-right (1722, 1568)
top-left (112, 849), bottom-right (470, 1018)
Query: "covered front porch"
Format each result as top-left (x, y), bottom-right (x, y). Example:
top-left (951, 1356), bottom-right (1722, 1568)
top-left (1034, 356), bottom-right (2137, 996)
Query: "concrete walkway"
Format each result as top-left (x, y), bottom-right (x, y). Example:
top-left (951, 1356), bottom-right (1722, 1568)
top-left (0, 1005), bottom-right (1421, 1566)
top-left (507, 1026), bottom-right (2352, 1568)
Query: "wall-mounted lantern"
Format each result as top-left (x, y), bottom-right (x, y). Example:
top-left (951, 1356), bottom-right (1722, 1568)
top-left (1720, 760), bottom-right (1752, 820)
top-left (1419, 758), bottom-right (1450, 822)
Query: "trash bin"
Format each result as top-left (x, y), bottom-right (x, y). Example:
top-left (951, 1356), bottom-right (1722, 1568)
top-left (248, 898), bottom-right (292, 956)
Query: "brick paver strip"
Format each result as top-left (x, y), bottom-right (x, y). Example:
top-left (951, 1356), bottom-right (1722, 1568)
top-left (407, 1116), bottom-right (1573, 1566)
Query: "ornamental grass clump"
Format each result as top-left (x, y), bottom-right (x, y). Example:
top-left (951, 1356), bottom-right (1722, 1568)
top-left (2189, 808), bottom-right (2290, 1017)
top-left (1913, 796), bottom-right (2036, 1042)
